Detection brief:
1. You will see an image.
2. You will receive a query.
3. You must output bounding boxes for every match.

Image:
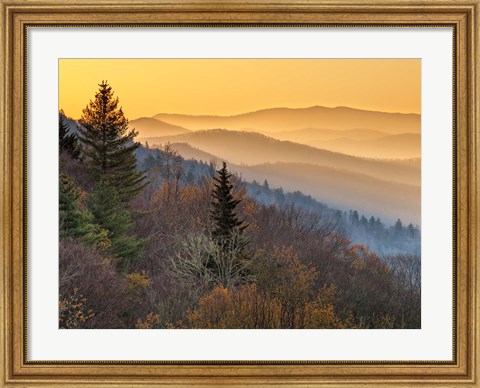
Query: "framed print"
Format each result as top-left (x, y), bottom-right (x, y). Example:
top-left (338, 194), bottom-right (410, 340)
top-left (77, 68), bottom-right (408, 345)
top-left (1, 0), bottom-right (479, 386)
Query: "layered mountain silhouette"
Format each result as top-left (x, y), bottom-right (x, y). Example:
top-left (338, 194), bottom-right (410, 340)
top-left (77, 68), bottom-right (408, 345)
top-left (151, 106), bottom-right (420, 134)
top-left (311, 133), bottom-right (420, 159)
top-left (156, 142), bottom-right (420, 224)
top-left (61, 103), bottom-right (421, 225)
top-left (129, 117), bottom-right (189, 137)
top-left (272, 127), bottom-right (391, 142)
top-left (141, 129), bottom-right (420, 187)
top-left (268, 128), bottom-right (420, 158)
top-left (235, 162), bottom-right (420, 225)
top-left (133, 104), bottom-right (420, 161)
top-left (164, 142), bottom-right (221, 163)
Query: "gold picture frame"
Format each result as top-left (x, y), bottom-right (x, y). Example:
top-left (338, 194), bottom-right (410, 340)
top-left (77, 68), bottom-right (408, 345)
top-left (1, 0), bottom-right (478, 386)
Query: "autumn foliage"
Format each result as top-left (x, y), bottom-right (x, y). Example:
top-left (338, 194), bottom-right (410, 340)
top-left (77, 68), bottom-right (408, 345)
top-left (58, 84), bottom-right (420, 330)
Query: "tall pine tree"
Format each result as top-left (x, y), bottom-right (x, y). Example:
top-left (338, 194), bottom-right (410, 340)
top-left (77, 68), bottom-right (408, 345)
top-left (210, 162), bottom-right (246, 241)
top-left (88, 177), bottom-right (145, 271)
top-left (78, 81), bottom-right (146, 202)
top-left (209, 162), bottom-right (249, 284)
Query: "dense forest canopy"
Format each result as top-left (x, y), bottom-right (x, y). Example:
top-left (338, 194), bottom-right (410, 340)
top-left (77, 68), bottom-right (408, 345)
top-left (59, 82), bottom-right (421, 330)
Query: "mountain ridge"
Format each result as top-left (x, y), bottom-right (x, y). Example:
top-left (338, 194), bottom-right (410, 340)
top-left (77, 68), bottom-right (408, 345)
top-left (129, 117), bottom-right (190, 138)
top-left (151, 105), bottom-right (420, 134)
top-left (234, 161), bottom-right (420, 225)
top-left (139, 141), bottom-right (420, 225)
top-left (140, 128), bottom-right (420, 186)
top-left (150, 105), bottom-right (420, 120)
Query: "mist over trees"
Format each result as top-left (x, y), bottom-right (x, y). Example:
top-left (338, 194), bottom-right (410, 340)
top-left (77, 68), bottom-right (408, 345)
top-left (59, 83), bottom-right (421, 330)
top-left (247, 180), bottom-right (420, 256)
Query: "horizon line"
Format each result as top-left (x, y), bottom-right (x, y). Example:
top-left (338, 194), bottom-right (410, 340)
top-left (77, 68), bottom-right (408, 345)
top-left (61, 104), bottom-right (421, 122)
top-left (134, 104), bottom-right (421, 122)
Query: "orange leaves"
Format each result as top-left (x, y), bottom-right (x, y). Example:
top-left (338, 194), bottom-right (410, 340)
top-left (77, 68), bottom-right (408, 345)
top-left (187, 285), bottom-right (232, 329)
top-left (183, 245), bottom-right (356, 329)
top-left (255, 246), bottom-right (317, 304)
top-left (152, 180), bottom-right (177, 206)
top-left (243, 200), bottom-right (257, 217)
top-left (179, 185), bottom-right (205, 204)
top-left (135, 312), bottom-right (160, 329)
top-left (59, 288), bottom-right (95, 329)
top-left (186, 280), bottom-right (348, 329)
top-left (187, 284), bottom-right (277, 329)
top-left (241, 200), bottom-right (258, 232)
top-left (126, 270), bottom-right (151, 292)
top-left (304, 303), bottom-right (346, 329)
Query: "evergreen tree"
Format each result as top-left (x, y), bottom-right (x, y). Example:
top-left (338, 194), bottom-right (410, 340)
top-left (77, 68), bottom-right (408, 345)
top-left (59, 114), bottom-right (81, 160)
top-left (360, 215), bottom-right (368, 227)
top-left (406, 223), bottom-right (416, 238)
top-left (78, 81), bottom-right (146, 202)
top-left (274, 187), bottom-right (285, 202)
top-left (88, 177), bottom-right (145, 271)
top-left (209, 162), bottom-right (250, 285)
top-left (349, 210), bottom-right (360, 226)
top-left (335, 210), bottom-right (344, 224)
top-left (59, 173), bottom-right (107, 245)
top-left (394, 218), bottom-right (404, 234)
top-left (210, 162), bottom-right (246, 242)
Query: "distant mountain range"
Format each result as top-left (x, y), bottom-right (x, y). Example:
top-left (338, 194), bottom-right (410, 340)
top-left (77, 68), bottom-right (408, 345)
top-left (235, 162), bottom-right (420, 225)
top-left (141, 129), bottom-right (420, 187)
top-left (267, 128), bottom-right (420, 159)
top-left (149, 142), bottom-right (420, 224)
top-left (131, 105), bottom-right (421, 159)
top-left (150, 105), bottom-right (420, 134)
top-left (129, 117), bottom-right (190, 137)
top-left (61, 104), bottom-right (421, 224)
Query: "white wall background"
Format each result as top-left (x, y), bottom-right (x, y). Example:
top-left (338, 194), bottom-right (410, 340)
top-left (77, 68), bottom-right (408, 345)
top-left (28, 27), bottom-right (453, 361)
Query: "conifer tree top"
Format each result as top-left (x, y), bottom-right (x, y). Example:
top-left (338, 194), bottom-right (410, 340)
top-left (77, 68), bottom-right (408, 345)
top-left (77, 81), bottom-right (146, 202)
top-left (79, 81), bottom-right (130, 136)
top-left (210, 162), bottom-right (245, 241)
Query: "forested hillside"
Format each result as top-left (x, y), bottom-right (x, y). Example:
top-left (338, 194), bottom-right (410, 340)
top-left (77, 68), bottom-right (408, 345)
top-left (59, 82), bottom-right (420, 330)
top-left (136, 146), bottom-right (420, 256)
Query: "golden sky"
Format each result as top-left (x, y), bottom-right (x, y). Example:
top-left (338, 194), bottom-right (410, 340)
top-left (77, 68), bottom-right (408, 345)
top-left (59, 59), bottom-right (420, 120)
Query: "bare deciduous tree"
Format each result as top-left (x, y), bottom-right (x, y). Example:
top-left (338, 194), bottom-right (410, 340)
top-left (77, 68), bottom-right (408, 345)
top-left (168, 230), bottom-right (251, 290)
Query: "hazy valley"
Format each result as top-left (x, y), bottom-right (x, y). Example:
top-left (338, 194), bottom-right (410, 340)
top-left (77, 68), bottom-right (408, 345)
top-left (129, 106), bottom-right (421, 225)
